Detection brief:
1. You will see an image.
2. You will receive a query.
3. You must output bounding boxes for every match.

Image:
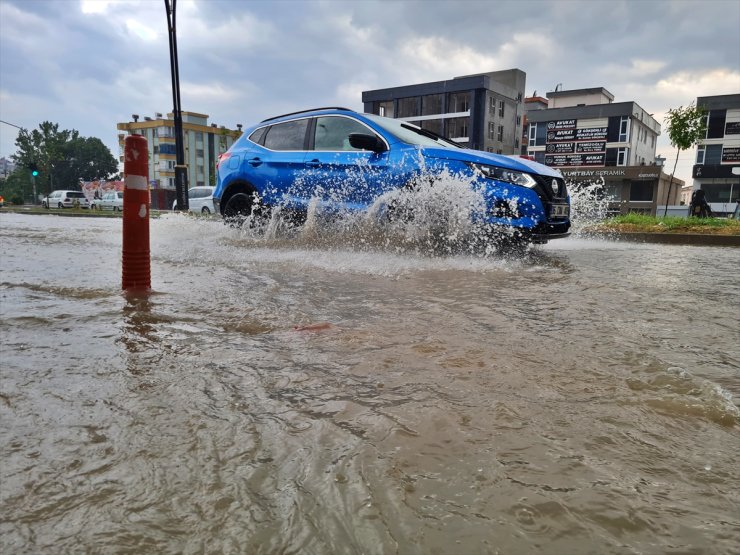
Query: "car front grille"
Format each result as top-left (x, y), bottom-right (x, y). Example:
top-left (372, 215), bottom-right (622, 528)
top-left (533, 175), bottom-right (566, 200)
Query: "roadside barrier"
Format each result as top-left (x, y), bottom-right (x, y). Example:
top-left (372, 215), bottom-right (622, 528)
top-left (122, 135), bottom-right (151, 291)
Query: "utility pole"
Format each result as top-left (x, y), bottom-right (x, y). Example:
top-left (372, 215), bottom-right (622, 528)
top-left (164, 0), bottom-right (188, 211)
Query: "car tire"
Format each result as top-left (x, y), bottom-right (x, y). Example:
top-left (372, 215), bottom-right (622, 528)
top-left (58, 202), bottom-right (64, 209)
top-left (223, 192), bottom-right (255, 226)
top-left (43, 202), bottom-right (48, 209)
top-left (202, 207), bottom-right (210, 214)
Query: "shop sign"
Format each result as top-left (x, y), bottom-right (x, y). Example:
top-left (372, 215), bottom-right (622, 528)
top-left (547, 128), bottom-right (576, 142)
top-left (725, 121), bottom-right (740, 135)
top-left (576, 141), bottom-right (606, 153)
top-left (721, 146), bottom-right (740, 164)
top-left (547, 119), bottom-right (577, 131)
top-left (545, 153), bottom-right (605, 167)
top-left (575, 127), bottom-right (608, 141)
top-left (546, 142), bottom-right (575, 153)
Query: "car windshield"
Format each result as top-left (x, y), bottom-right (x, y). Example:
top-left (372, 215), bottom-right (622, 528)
top-left (363, 114), bottom-right (460, 149)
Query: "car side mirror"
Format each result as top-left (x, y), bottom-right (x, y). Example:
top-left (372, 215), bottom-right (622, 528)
top-left (348, 133), bottom-right (387, 153)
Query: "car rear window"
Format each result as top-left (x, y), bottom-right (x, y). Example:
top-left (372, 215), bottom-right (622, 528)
top-left (263, 119), bottom-right (309, 151)
top-left (68, 192), bottom-right (86, 198)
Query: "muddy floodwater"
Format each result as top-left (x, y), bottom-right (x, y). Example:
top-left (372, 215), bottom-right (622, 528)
top-left (1, 212), bottom-right (738, 554)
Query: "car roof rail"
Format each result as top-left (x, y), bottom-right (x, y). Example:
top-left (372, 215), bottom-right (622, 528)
top-left (260, 107), bottom-right (355, 123)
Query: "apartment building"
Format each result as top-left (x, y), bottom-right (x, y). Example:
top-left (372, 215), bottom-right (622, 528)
top-left (362, 69), bottom-right (526, 154)
top-left (692, 93), bottom-right (740, 216)
top-left (116, 112), bottom-right (241, 192)
top-left (525, 87), bottom-right (679, 215)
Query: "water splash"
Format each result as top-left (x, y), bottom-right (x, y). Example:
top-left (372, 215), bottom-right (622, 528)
top-left (229, 168), bottom-right (533, 257)
top-left (566, 177), bottom-right (613, 236)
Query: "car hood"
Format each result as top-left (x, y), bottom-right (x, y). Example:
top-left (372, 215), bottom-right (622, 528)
top-left (419, 146), bottom-right (563, 178)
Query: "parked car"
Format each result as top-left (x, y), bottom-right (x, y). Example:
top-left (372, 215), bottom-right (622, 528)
top-left (214, 107), bottom-right (570, 244)
top-left (172, 186), bottom-right (216, 214)
top-left (92, 191), bottom-right (124, 211)
top-left (42, 190), bottom-right (90, 209)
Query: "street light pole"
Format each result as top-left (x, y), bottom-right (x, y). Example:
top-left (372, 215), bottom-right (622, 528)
top-left (164, 0), bottom-right (188, 211)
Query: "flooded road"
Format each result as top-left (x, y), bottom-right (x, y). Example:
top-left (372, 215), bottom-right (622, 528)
top-left (1, 212), bottom-right (738, 554)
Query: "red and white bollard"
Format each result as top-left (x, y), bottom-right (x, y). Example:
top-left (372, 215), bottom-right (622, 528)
top-left (122, 135), bottom-right (151, 291)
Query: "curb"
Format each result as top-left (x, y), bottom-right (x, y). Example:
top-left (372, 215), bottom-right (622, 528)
top-left (590, 231), bottom-right (740, 247)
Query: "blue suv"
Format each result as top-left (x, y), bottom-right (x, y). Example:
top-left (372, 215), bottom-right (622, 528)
top-left (214, 107), bottom-right (570, 243)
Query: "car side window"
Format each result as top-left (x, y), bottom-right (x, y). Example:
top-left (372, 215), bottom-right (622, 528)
top-left (262, 119), bottom-right (309, 151)
top-left (313, 117), bottom-right (369, 151)
top-left (249, 127), bottom-right (267, 145)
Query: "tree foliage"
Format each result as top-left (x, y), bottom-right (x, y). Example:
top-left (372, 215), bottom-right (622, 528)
top-left (661, 102), bottom-right (707, 215)
top-left (664, 102), bottom-right (706, 151)
top-left (11, 121), bottom-right (118, 193)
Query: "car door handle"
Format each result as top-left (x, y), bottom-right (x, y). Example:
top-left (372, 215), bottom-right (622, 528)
top-left (305, 159), bottom-right (320, 168)
top-left (248, 157), bottom-right (263, 167)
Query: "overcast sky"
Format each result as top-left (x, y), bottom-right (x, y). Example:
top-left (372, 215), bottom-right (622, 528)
top-left (1, 0), bottom-right (739, 185)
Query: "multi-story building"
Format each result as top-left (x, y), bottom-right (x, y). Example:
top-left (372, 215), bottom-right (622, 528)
top-left (520, 95), bottom-right (548, 155)
top-left (692, 93), bottom-right (740, 216)
top-left (0, 156), bottom-right (16, 179)
top-left (525, 87), bottom-right (681, 216)
top-left (116, 111), bottom-right (241, 193)
top-left (362, 69), bottom-right (526, 154)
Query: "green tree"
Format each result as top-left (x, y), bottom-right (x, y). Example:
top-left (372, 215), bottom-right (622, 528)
top-left (0, 168), bottom-right (35, 205)
top-left (11, 121), bottom-right (118, 196)
top-left (54, 136), bottom-right (119, 186)
top-left (663, 102), bottom-right (706, 216)
top-left (13, 121), bottom-right (78, 196)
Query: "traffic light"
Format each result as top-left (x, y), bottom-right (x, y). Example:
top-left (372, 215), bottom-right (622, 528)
top-left (28, 162), bottom-right (39, 177)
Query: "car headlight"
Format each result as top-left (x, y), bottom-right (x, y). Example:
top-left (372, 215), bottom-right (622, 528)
top-left (467, 163), bottom-right (537, 188)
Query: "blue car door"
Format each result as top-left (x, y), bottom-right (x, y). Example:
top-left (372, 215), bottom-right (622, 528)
top-left (245, 118), bottom-right (309, 207)
top-left (301, 115), bottom-right (392, 211)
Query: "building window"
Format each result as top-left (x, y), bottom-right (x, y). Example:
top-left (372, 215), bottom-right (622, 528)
top-left (397, 97), bottom-right (419, 118)
top-left (196, 149), bottom-right (204, 158)
top-left (704, 144), bottom-right (722, 164)
top-left (498, 100), bottom-right (505, 118)
top-left (516, 115), bottom-right (521, 126)
top-left (488, 121), bottom-right (495, 139)
top-left (421, 94), bottom-right (443, 116)
top-left (497, 125), bottom-right (504, 142)
top-left (696, 146), bottom-right (705, 164)
top-left (529, 123), bottom-right (537, 143)
top-left (515, 138), bottom-right (519, 149)
top-left (196, 132), bottom-right (203, 142)
top-left (448, 92), bottom-right (470, 113)
top-left (420, 119), bottom-right (443, 136)
top-left (619, 116), bottom-right (630, 142)
top-left (489, 97), bottom-right (496, 116)
top-left (446, 117), bottom-right (469, 139)
top-left (617, 147), bottom-right (629, 166)
top-left (629, 181), bottom-right (653, 201)
top-left (378, 100), bottom-right (394, 118)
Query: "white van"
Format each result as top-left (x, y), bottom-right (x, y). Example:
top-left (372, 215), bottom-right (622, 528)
top-left (172, 186), bottom-right (216, 214)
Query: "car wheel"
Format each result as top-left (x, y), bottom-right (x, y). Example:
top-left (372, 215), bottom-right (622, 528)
top-left (223, 192), bottom-right (270, 228)
top-left (43, 202), bottom-right (48, 209)
top-left (58, 202), bottom-right (64, 209)
top-left (202, 207), bottom-right (210, 214)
